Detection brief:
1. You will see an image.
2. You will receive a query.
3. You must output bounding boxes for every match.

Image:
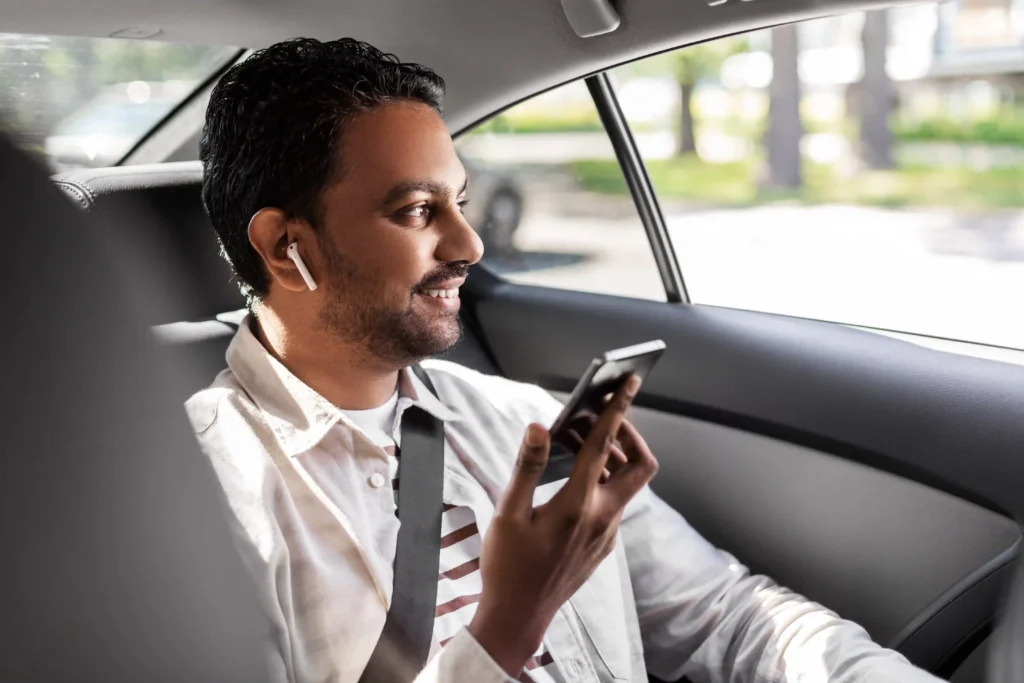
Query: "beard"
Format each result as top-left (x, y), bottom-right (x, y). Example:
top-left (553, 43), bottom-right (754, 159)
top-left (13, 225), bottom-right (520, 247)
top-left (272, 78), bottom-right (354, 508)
top-left (315, 241), bottom-right (464, 367)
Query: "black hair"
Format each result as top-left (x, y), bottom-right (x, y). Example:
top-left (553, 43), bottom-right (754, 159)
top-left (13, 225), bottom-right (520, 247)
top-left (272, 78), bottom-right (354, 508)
top-left (200, 37), bottom-right (446, 304)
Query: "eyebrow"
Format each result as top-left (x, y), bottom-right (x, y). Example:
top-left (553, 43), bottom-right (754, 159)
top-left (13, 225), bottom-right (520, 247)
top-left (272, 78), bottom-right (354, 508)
top-left (382, 177), bottom-right (469, 207)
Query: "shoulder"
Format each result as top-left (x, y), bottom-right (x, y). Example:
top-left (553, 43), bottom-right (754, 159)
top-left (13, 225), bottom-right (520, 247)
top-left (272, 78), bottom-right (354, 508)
top-left (184, 368), bottom-right (255, 434)
top-left (183, 369), bottom-right (284, 558)
top-left (184, 369), bottom-right (274, 480)
top-left (419, 359), bottom-right (563, 426)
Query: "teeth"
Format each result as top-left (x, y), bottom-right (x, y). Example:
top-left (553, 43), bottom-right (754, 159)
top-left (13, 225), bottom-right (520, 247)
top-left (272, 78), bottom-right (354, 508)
top-left (422, 288), bottom-right (459, 299)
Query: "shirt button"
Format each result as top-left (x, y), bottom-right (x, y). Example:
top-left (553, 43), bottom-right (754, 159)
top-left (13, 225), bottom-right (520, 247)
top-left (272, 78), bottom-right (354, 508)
top-left (369, 472), bottom-right (386, 488)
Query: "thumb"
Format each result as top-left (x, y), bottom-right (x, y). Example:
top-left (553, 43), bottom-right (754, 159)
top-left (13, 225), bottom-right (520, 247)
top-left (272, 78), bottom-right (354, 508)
top-left (496, 423), bottom-right (550, 519)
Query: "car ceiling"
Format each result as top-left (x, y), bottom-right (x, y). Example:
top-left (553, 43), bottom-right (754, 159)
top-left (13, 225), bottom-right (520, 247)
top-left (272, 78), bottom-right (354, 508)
top-left (4, 0), bottom-right (919, 131)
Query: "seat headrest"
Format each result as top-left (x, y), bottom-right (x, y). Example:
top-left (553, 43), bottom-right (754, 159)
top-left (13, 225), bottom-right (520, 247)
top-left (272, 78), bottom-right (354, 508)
top-left (53, 161), bottom-right (243, 323)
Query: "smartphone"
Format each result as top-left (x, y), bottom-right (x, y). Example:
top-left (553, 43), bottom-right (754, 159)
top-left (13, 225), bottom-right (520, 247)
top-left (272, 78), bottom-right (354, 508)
top-left (540, 339), bottom-right (666, 484)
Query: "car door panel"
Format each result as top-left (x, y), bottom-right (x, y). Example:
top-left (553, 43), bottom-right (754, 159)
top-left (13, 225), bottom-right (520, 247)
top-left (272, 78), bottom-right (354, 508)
top-left (631, 405), bottom-right (1018, 675)
top-left (466, 269), bottom-right (1024, 517)
top-left (625, 405), bottom-right (1019, 644)
top-left (546, 391), bottom-right (1019, 669)
top-left (462, 266), bottom-right (1024, 676)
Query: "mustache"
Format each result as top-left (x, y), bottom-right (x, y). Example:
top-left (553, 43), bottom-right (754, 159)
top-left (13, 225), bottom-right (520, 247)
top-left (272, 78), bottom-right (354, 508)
top-left (414, 263), bottom-right (470, 290)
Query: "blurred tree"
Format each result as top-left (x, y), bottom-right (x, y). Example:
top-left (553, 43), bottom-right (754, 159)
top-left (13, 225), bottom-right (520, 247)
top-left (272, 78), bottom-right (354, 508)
top-left (853, 10), bottom-right (894, 169)
top-left (669, 38), bottom-right (748, 155)
top-left (763, 24), bottom-right (803, 189)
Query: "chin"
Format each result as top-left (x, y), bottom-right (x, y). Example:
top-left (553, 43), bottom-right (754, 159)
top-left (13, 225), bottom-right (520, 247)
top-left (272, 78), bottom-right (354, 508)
top-left (413, 315), bottom-right (462, 358)
top-left (424, 317), bottom-right (462, 354)
top-left (378, 314), bottom-right (462, 366)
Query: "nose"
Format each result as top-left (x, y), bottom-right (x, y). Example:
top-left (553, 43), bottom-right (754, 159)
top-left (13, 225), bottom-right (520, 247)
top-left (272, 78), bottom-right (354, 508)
top-left (435, 208), bottom-right (484, 266)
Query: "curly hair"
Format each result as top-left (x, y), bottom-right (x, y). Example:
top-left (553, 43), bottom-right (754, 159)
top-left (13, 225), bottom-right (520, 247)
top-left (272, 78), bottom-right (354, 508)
top-left (200, 38), bottom-right (446, 304)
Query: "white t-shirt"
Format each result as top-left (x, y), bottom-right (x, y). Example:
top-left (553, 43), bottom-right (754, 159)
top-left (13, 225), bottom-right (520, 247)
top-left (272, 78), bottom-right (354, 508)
top-left (343, 391), bottom-right (402, 502)
top-left (342, 390), bottom-right (400, 449)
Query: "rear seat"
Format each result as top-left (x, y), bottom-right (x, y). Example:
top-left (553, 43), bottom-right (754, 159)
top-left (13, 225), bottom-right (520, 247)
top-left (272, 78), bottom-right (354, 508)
top-left (53, 161), bottom-right (498, 404)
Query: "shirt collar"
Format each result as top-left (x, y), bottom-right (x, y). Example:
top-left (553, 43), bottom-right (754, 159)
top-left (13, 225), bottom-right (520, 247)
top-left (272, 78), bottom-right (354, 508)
top-left (225, 315), bottom-right (460, 457)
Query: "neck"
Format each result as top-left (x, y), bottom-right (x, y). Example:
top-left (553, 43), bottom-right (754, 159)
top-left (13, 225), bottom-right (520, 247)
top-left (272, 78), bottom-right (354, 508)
top-left (253, 310), bottom-right (400, 411)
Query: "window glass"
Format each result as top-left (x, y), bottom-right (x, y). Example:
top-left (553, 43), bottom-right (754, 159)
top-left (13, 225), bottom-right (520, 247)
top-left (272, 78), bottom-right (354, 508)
top-left (0, 33), bottom-right (237, 172)
top-left (610, 3), bottom-right (1024, 349)
top-left (455, 80), bottom-right (666, 301)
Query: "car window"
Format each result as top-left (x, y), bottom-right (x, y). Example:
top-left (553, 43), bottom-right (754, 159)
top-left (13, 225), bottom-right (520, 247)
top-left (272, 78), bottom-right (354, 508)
top-left (455, 80), bottom-right (666, 301)
top-left (0, 33), bottom-right (237, 172)
top-left (608, 3), bottom-right (1024, 349)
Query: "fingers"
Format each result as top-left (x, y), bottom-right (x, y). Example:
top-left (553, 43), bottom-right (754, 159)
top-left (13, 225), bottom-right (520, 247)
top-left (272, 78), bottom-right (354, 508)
top-left (564, 374), bottom-right (641, 502)
top-left (497, 423), bottom-right (551, 518)
top-left (606, 443), bottom-right (628, 475)
top-left (563, 409), bottom-right (633, 481)
top-left (565, 428), bottom-right (619, 483)
top-left (603, 418), bottom-right (659, 506)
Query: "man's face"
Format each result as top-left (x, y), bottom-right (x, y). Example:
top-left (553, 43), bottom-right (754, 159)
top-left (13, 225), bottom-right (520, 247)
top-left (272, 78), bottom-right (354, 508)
top-left (313, 102), bottom-right (484, 366)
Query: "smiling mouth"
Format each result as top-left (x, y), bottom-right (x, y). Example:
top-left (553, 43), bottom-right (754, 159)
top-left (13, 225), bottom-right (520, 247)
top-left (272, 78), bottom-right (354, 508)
top-left (418, 287), bottom-right (460, 299)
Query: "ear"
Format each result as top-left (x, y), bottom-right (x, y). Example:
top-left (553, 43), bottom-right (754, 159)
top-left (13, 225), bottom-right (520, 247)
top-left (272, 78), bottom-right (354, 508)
top-left (247, 208), bottom-right (318, 294)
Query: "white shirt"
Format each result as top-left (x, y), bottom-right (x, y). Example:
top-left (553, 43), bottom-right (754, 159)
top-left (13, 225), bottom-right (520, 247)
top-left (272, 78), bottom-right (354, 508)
top-left (186, 317), bottom-right (942, 683)
top-left (340, 392), bottom-right (563, 681)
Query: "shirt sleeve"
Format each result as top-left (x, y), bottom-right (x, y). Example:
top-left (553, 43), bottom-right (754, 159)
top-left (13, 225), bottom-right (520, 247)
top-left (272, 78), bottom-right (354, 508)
top-left (620, 486), bottom-right (945, 683)
top-left (414, 629), bottom-right (517, 683)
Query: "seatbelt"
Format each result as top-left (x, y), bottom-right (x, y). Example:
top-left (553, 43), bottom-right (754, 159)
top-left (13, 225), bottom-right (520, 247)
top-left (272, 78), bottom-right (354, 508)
top-left (359, 365), bottom-right (446, 683)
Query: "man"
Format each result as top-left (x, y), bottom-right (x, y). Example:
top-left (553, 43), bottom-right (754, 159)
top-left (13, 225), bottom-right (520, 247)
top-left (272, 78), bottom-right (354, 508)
top-left (189, 37), bottom-right (942, 683)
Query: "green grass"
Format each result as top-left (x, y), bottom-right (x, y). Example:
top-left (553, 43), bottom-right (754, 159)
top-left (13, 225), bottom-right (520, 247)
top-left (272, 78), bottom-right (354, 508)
top-left (568, 155), bottom-right (1024, 210)
top-left (893, 111), bottom-right (1024, 147)
top-left (466, 108), bottom-right (1024, 147)
top-left (572, 157), bottom-right (758, 204)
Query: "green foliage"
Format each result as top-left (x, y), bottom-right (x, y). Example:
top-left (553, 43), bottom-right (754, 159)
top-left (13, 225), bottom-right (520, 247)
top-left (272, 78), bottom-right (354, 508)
top-left (612, 37), bottom-right (749, 85)
top-left (570, 156), bottom-right (756, 203)
top-left (893, 111), bottom-right (1024, 147)
top-left (469, 110), bottom-right (604, 135)
top-left (671, 38), bottom-right (749, 86)
top-left (467, 105), bottom-right (1024, 147)
top-left (568, 155), bottom-right (1024, 209)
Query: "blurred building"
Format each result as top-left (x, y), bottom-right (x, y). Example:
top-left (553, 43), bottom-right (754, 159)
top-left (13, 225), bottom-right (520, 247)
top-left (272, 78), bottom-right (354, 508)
top-left (932, 0), bottom-right (1024, 78)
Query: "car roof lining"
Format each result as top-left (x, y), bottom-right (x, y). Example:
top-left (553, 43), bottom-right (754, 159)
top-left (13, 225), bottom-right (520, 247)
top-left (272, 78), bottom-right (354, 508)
top-left (1, 0), bottom-right (921, 131)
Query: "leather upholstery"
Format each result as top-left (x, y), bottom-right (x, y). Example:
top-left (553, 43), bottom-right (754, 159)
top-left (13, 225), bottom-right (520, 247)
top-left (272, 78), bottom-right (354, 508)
top-left (53, 161), bottom-right (244, 323)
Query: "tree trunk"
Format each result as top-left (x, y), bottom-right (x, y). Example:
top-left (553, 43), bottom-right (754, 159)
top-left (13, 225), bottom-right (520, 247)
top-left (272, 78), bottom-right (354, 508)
top-left (678, 81), bottom-right (697, 155)
top-left (857, 10), bottom-right (894, 170)
top-left (764, 24), bottom-right (803, 189)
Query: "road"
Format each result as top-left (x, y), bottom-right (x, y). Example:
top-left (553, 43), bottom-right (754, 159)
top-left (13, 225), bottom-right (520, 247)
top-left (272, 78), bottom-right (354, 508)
top-left (487, 200), bottom-right (1024, 351)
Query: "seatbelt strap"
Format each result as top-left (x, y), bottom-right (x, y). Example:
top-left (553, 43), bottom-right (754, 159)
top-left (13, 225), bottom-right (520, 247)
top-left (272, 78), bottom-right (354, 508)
top-left (359, 365), bottom-right (446, 683)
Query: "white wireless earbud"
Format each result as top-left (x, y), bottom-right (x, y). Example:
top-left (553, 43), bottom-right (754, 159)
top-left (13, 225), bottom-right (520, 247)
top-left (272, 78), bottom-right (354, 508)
top-left (286, 242), bottom-right (318, 291)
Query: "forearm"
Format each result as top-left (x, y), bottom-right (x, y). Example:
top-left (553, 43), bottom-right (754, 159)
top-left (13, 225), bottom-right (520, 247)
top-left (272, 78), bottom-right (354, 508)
top-left (673, 572), bottom-right (942, 683)
top-left (622, 487), bottom-right (942, 683)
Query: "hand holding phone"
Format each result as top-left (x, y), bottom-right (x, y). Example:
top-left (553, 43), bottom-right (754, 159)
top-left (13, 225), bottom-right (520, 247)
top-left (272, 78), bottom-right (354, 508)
top-left (474, 374), bottom-right (659, 676)
top-left (541, 339), bottom-right (665, 484)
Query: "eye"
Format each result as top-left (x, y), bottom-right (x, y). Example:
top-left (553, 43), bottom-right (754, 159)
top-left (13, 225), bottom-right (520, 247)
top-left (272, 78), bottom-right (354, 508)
top-left (404, 205), bottom-right (430, 219)
top-left (457, 199), bottom-right (469, 214)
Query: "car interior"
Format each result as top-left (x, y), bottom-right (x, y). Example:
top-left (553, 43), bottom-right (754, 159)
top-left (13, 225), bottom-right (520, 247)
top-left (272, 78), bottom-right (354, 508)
top-left (3, 0), bottom-right (1024, 681)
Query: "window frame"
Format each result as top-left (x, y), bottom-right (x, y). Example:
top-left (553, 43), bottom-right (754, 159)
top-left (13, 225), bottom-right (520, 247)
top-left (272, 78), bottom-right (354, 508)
top-left (453, 70), bottom-right (690, 305)
top-left (584, 72), bottom-right (689, 304)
